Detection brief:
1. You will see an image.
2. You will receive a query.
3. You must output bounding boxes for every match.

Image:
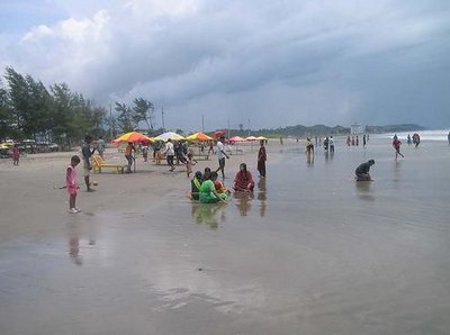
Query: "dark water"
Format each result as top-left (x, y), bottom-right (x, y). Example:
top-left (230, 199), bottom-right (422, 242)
top-left (1, 137), bottom-right (449, 335)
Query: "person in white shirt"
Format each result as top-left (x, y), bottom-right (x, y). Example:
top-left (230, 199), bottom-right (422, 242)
top-left (329, 136), bottom-right (335, 153)
top-left (215, 136), bottom-right (230, 179)
top-left (163, 139), bottom-right (175, 171)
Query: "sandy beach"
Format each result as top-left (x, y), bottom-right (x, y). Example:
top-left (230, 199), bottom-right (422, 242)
top-left (1, 135), bottom-right (449, 335)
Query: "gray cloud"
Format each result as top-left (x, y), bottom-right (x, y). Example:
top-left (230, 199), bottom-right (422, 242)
top-left (1, 0), bottom-right (449, 130)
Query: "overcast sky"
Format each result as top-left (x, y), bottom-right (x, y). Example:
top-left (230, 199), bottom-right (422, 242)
top-left (1, 0), bottom-right (449, 131)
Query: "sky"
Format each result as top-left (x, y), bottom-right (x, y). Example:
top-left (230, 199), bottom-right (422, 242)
top-left (1, 0), bottom-right (449, 131)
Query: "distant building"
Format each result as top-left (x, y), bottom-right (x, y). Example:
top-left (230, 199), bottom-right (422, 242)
top-left (350, 123), bottom-right (366, 135)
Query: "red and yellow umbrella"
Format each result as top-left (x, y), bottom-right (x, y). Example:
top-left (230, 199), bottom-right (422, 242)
top-left (112, 131), bottom-right (154, 144)
top-left (186, 132), bottom-right (213, 141)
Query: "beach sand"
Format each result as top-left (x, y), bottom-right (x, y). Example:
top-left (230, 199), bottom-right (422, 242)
top-left (1, 137), bottom-right (449, 335)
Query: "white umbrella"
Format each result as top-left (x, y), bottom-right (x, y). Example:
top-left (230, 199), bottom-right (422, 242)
top-left (153, 132), bottom-right (185, 142)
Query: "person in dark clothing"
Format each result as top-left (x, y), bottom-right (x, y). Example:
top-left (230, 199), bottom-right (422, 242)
top-left (355, 159), bottom-right (375, 181)
top-left (81, 135), bottom-right (96, 191)
top-left (190, 171), bottom-right (203, 200)
top-left (257, 140), bottom-right (267, 177)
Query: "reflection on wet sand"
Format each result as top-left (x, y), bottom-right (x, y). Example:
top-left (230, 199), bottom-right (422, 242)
top-left (191, 203), bottom-right (227, 229)
top-left (257, 178), bottom-right (267, 217)
top-left (355, 181), bottom-right (375, 202)
top-left (233, 191), bottom-right (254, 216)
top-left (65, 214), bottom-right (98, 265)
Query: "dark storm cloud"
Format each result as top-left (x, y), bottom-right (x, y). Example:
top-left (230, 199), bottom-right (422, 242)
top-left (1, 0), bottom-right (449, 130)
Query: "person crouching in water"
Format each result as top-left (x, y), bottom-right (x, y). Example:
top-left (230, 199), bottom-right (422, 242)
top-left (199, 171), bottom-right (228, 203)
top-left (355, 159), bottom-right (375, 182)
top-left (233, 163), bottom-right (255, 192)
top-left (191, 171), bottom-right (203, 200)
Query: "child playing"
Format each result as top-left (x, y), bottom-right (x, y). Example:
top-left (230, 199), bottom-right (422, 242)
top-left (66, 155), bottom-right (81, 213)
top-left (183, 149), bottom-right (197, 178)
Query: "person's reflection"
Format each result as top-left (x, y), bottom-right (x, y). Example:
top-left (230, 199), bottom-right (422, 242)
top-left (234, 191), bottom-right (254, 216)
top-left (257, 178), bottom-right (267, 217)
top-left (355, 180), bottom-right (375, 201)
top-left (306, 153), bottom-right (314, 166)
top-left (65, 215), bottom-right (98, 265)
top-left (66, 218), bottom-right (83, 266)
top-left (191, 203), bottom-right (226, 229)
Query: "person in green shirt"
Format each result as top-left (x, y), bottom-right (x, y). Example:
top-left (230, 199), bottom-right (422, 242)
top-left (199, 171), bottom-right (228, 203)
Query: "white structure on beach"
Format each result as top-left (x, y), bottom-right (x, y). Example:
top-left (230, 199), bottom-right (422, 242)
top-left (350, 123), bottom-right (366, 135)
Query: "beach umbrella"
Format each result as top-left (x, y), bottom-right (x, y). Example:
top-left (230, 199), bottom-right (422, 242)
top-left (214, 130), bottom-right (226, 139)
top-left (256, 136), bottom-right (268, 141)
top-left (153, 132), bottom-right (185, 142)
top-left (186, 132), bottom-right (213, 141)
top-left (245, 136), bottom-right (258, 142)
top-left (229, 136), bottom-right (245, 143)
top-left (112, 131), bottom-right (154, 144)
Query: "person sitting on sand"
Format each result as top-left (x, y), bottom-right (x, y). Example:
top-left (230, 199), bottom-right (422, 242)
top-left (355, 159), bottom-right (375, 181)
top-left (199, 171), bottom-right (228, 203)
top-left (214, 178), bottom-right (231, 199)
top-left (190, 171), bottom-right (203, 200)
top-left (233, 163), bottom-right (255, 192)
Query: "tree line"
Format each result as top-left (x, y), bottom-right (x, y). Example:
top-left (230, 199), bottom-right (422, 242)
top-left (0, 67), bottom-right (155, 147)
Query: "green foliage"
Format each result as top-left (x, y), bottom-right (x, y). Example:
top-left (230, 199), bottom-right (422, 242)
top-left (115, 102), bottom-right (135, 133)
top-left (1, 67), bottom-right (110, 146)
top-left (132, 97), bottom-right (154, 130)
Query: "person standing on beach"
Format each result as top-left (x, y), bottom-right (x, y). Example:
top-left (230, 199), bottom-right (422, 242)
top-left (329, 136), bottom-right (335, 153)
top-left (363, 134), bottom-right (367, 147)
top-left (207, 140), bottom-right (215, 155)
top-left (323, 137), bottom-right (329, 152)
top-left (12, 144), bottom-right (20, 166)
top-left (215, 136), bottom-right (230, 179)
top-left (412, 133), bottom-right (421, 148)
top-left (66, 155), bottom-right (81, 213)
top-left (257, 140), bottom-right (267, 178)
top-left (97, 136), bottom-right (106, 159)
top-left (163, 139), bottom-right (175, 171)
top-left (356, 135), bottom-right (359, 146)
top-left (124, 142), bottom-right (136, 173)
top-left (393, 135), bottom-right (404, 159)
top-left (81, 135), bottom-right (96, 192)
top-left (448, 131), bottom-right (450, 145)
top-left (355, 159), bottom-right (375, 181)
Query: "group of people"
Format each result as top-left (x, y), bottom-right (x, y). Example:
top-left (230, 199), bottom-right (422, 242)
top-left (346, 134), bottom-right (368, 147)
top-left (190, 163), bottom-right (256, 204)
top-left (406, 133), bottom-right (421, 147)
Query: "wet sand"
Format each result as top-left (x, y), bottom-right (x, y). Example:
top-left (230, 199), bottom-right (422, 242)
top-left (1, 137), bottom-right (450, 335)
